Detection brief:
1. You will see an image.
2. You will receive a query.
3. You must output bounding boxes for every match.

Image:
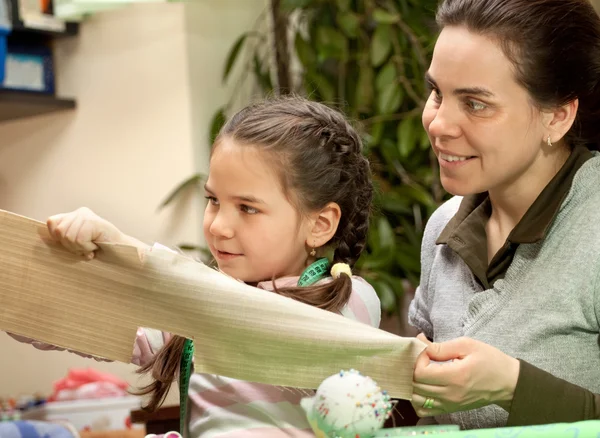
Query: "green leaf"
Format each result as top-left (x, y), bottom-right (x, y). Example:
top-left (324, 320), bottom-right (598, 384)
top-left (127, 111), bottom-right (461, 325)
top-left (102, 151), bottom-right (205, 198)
top-left (377, 216), bottom-right (396, 249)
top-left (373, 280), bottom-right (397, 312)
top-left (400, 217), bottom-right (423, 249)
top-left (360, 250), bottom-right (395, 270)
top-left (406, 273), bottom-right (420, 289)
top-left (158, 174), bottom-right (205, 210)
top-left (365, 121), bottom-right (384, 148)
top-left (253, 55), bottom-right (273, 91)
top-left (223, 32), bottom-right (255, 83)
top-left (420, 127), bottom-right (431, 150)
top-left (316, 26), bottom-right (348, 60)
top-left (338, 12), bottom-right (360, 38)
top-left (295, 33), bottom-right (317, 69)
top-left (370, 24), bottom-right (392, 67)
top-left (375, 61), bottom-right (397, 91)
top-left (380, 138), bottom-right (400, 164)
top-left (377, 271), bottom-right (406, 300)
top-left (397, 117), bottom-right (417, 157)
top-left (335, 0), bottom-right (351, 11)
top-left (366, 216), bottom-right (395, 256)
top-left (209, 108), bottom-right (227, 145)
top-left (377, 81), bottom-right (404, 114)
top-left (397, 30), bottom-right (409, 52)
top-left (355, 64), bottom-right (374, 112)
top-left (398, 0), bottom-right (410, 15)
top-left (373, 8), bottom-right (400, 24)
top-left (367, 215), bottom-right (380, 253)
top-left (282, 0), bottom-right (313, 11)
top-left (305, 71), bottom-right (336, 101)
top-left (395, 184), bottom-right (437, 208)
top-left (378, 192), bottom-right (412, 214)
top-left (396, 245), bottom-right (421, 274)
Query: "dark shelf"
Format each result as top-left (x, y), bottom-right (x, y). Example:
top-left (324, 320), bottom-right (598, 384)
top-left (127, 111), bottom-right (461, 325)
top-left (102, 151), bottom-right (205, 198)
top-left (10, 22), bottom-right (79, 40)
top-left (0, 90), bottom-right (75, 123)
top-left (7, 0), bottom-right (79, 43)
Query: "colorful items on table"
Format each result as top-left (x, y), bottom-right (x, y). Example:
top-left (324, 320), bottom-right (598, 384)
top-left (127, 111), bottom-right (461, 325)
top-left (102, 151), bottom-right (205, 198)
top-left (0, 420), bottom-right (78, 438)
top-left (374, 425), bottom-right (459, 436)
top-left (145, 433), bottom-right (182, 438)
top-left (301, 369), bottom-right (394, 438)
top-left (48, 368), bottom-right (129, 402)
top-left (0, 398), bottom-right (21, 422)
top-left (376, 421), bottom-right (600, 437)
top-left (0, 395), bottom-right (47, 422)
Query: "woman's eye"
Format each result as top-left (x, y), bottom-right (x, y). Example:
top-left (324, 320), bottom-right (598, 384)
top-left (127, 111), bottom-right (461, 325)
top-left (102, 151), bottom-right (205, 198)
top-left (467, 100), bottom-right (487, 112)
top-left (430, 88), bottom-right (442, 103)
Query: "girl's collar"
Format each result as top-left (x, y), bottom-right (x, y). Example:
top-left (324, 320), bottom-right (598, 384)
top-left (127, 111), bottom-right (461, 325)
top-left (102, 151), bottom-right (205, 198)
top-left (257, 258), bottom-right (331, 290)
top-left (256, 276), bottom-right (300, 291)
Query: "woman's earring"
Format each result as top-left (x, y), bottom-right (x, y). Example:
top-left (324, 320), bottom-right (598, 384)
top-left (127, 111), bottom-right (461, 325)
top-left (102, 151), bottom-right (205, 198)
top-left (310, 247), bottom-right (316, 257)
top-left (547, 135), bottom-right (553, 147)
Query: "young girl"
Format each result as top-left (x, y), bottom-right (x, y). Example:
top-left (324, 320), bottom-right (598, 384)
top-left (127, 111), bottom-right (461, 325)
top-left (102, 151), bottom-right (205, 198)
top-left (12, 96), bottom-right (381, 437)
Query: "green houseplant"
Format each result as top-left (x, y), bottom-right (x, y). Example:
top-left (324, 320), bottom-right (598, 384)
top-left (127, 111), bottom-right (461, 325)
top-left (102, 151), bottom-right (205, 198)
top-left (162, 0), bottom-right (446, 334)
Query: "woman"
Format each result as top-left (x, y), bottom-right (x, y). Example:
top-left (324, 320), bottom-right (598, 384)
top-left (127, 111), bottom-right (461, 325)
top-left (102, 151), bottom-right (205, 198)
top-left (408, 0), bottom-right (600, 430)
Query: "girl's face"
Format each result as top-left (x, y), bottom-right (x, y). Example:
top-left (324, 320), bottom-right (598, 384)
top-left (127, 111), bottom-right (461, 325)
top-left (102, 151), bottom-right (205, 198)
top-left (422, 26), bottom-right (550, 198)
top-left (202, 138), bottom-right (312, 283)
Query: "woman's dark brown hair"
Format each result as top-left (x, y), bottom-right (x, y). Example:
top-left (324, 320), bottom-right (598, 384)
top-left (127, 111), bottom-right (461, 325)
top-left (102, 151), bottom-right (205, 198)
top-left (135, 96), bottom-right (373, 411)
top-left (436, 0), bottom-right (600, 150)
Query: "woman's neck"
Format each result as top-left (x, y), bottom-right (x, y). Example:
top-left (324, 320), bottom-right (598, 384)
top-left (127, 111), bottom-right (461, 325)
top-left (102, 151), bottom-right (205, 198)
top-left (488, 146), bottom-right (571, 235)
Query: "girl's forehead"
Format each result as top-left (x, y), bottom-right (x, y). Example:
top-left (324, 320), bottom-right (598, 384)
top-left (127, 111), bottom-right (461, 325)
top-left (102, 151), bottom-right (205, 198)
top-left (208, 141), bottom-right (286, 199)
top-left (211, 140), bottom-right (273, 173)
top-left (212, 137), bottom-right (272, 164)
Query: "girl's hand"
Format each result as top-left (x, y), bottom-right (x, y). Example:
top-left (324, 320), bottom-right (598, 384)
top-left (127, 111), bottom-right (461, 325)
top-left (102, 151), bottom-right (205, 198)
top-left (47, 207), bottom-right (141, 259)
top-left (411, 334), bottom-right (520, 417)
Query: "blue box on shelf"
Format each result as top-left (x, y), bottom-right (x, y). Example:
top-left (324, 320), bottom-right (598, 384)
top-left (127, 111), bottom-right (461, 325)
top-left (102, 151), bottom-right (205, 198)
top-left (0, 0), bottom-right (9, 85)
top-left (0, 27), bottom-right (8, 84)
top-left (1, 42), bottom-right (55, 94)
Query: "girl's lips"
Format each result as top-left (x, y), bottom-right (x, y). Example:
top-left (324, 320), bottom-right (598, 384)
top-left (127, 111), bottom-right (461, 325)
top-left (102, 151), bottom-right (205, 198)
top-left (214, 249), bottom-right (242, 261)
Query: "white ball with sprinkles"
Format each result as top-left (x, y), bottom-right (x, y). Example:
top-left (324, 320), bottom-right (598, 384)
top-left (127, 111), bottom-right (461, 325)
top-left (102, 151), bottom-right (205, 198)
top-left (301, 369), bottom-right (393, 438)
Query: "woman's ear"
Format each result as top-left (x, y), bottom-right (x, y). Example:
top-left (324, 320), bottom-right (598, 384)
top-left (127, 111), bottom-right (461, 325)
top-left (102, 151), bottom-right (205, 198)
top-left (543, 98), bottom-right (578, 145)
top-left (306, 202), bottom-right (341, 248)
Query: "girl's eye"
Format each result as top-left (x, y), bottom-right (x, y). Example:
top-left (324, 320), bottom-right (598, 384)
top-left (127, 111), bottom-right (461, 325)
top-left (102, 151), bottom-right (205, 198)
top-left (241, 205), bottom-right (259, 214)
top-left (466, 100), bottom-right (487, 112)
top-left (204, 196), bottom-right (219, 206)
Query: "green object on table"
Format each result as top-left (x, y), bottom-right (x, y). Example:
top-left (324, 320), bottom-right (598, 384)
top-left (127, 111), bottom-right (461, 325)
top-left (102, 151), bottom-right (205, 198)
top-left (375, 420), bottom-right (600, 437)
top-left (176, 258), bottom-right (329, 436)
top-left (179, 338), bottom-right (195, 436)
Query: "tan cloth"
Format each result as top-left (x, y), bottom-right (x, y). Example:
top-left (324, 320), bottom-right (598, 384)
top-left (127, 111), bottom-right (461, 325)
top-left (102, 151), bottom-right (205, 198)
top-left (0, 209), bottom-right (424, 399)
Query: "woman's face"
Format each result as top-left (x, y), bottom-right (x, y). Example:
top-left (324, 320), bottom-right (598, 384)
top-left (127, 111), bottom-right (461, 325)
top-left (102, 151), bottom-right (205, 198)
top-left (422, 26), bottom-right (551, 197)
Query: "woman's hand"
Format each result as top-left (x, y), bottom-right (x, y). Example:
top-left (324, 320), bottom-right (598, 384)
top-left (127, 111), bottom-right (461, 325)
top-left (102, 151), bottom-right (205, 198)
top-left (411, 334), bottom-right (520, 417)
top-left (47, 207), bottom-right (146, 259)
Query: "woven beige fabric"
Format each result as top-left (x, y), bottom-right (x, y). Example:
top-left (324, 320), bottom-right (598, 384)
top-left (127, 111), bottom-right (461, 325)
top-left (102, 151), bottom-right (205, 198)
top-left (0, 210), bottom-right (425, 399)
